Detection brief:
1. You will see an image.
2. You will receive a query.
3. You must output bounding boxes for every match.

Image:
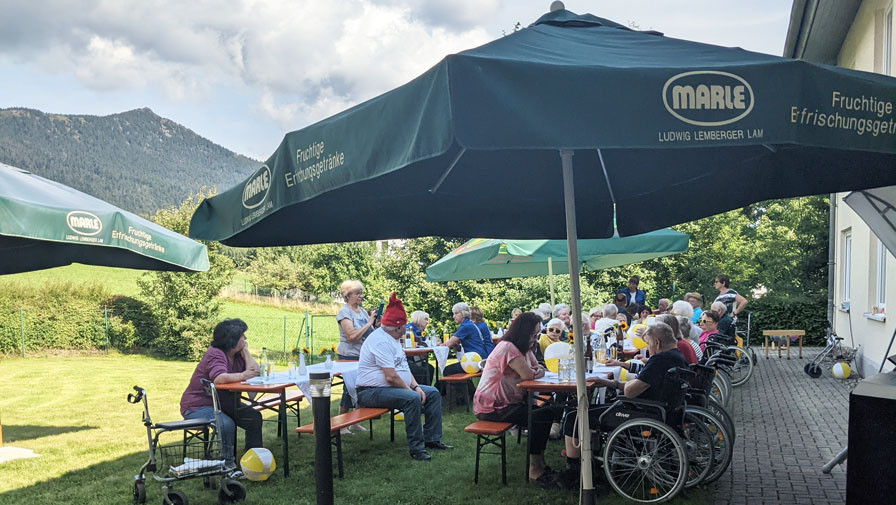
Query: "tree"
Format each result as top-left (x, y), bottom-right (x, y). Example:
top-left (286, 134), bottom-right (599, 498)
top-left (138, 189), bottom-right (235, 359)
top-left (246, 248), bottom-right (314, 298)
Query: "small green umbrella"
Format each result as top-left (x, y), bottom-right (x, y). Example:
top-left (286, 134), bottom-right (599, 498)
top-left (0, 163), bottom-right (209, 274)
top-left (426, 229), bottom-right (688, 306)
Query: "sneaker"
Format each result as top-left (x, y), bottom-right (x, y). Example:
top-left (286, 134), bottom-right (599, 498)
top-left (410, 451), bottom-right (431, 461)
top-left (352, 423), bottom-right (368, 432)
top-left (508, 426), bottom-right (519, 438)
top-left (226, 469), bottom-right (246, 480)
top-left (339, 428), bottom-right (353, 436)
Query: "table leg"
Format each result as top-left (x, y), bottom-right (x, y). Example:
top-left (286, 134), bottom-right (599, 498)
top-left (232, 393), bottom-right (239, 461)
top-left (280, 390), bottom-right (289, 477)
top-left (765, 336), bottom-right (769, 359)
top-left (786, 337), bottom-right (791, 360)
top-left (526, 391), bottom-right (533, 482)
top-left (799, 336), bottom-right (803, 359)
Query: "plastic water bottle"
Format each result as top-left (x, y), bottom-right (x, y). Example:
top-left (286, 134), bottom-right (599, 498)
top-left (260, 347), bottom-right (269, 379)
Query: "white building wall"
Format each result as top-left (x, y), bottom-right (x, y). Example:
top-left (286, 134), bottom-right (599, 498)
top-left (833, 0), bottom-right (896, 377)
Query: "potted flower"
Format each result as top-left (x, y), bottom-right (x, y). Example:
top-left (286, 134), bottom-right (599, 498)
top-left (291, 346), bottom-right (311, 375)
top-left (319, 345), bottom-right (338, 369)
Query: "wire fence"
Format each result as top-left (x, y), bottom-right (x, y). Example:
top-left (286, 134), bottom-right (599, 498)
top-left (2, 307), bottom-right (340, 362)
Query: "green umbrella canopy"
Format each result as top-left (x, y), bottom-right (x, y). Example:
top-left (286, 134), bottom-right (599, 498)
top-left (426, 229), bottom-right (689, 281)
top-left (189, 9), bottom-right (896, 247)
top-left (0, 163), bottom-right (209, 274)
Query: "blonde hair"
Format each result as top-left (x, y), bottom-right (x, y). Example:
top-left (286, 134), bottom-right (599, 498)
top-left (339, 280), bottom-right (364, 300)
top-left (409, 310), bottom-right (429, 327)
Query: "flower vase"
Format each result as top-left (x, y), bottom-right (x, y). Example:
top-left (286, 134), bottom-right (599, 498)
top-left (324, 354), bottom-right (334, 370)
top-left (297, 353), bottom-right (307, 375)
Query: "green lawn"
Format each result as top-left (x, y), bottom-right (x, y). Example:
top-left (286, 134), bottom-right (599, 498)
top-left (0, 264), bottom-right (146, 297)
top-left (0, 355), bottom-right (708, 505)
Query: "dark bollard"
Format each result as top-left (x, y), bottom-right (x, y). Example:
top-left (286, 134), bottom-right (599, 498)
top-left (310, 372), bottom-right (333, 505)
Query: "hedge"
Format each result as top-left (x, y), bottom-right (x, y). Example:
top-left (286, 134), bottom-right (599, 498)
top-left (0, 282), bottom-right (138, 355)
top-left (741, 296), bottom-right (828, 346)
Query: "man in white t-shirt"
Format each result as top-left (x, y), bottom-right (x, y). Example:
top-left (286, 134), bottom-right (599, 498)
top-left (356, 293), bottom-right (451, 461)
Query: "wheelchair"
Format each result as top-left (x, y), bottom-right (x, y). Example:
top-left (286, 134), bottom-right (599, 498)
top-left (570, 367), bottom-right (714, 502)
top-left (682, 363), bottom-right (735, 485)
top-left (128, 379), bottom-right (246, 505)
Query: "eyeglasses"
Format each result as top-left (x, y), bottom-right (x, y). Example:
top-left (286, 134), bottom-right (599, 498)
top-left (547, 328), bottom-right (562, 333)
top-left (699, 319), bottom-right (712, 325)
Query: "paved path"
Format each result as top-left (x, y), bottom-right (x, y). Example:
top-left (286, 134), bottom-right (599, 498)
top-left (708, 346), bottom-right (851, 505)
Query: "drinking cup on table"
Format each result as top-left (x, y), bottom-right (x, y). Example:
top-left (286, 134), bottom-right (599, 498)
top-left (288, 361), bottom-right (297, 379)
top-left (596, 347), bottom-right (607, 364)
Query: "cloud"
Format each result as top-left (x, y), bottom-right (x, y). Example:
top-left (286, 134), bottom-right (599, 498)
top-left (0, 0), bottom-right (495, 127)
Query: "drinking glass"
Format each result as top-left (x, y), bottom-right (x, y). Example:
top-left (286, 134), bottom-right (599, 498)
top-left (287, 361), bottom-right (297, 379)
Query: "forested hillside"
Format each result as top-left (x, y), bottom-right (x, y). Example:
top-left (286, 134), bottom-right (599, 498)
top-left (0, 107), bottom-right (259, 213)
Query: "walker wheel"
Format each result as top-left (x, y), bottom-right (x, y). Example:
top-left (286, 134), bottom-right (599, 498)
top-left (805, 363), bottom-right (822, 378)
top-left (133, 480), bottom-right (146, 505)
top-left (162, 490), bottom-right (188, 505)
top-left (218, 479), bottom-right (246, 504)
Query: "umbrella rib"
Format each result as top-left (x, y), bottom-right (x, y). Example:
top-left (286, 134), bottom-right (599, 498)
top-left (428, 147), bottom-right (467, 195)
top-left (597, 149), bottom-right (616, 204)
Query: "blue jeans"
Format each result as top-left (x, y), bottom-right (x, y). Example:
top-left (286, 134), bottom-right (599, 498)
top-left (184, 404), bottom-right (262, 465)
top-left (357, 385), bottom-right (442, 455)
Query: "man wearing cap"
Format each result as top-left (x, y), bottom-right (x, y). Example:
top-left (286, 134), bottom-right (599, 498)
top-left (356, 293), bottom-right (451, 461)
top-left (686, 292), bottom-right (703, 324)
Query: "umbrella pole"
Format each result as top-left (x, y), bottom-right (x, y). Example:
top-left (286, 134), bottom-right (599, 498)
top-left (548, 257), bottom-right (556, 308)
top-left (560, 149), bottom-right (594, 504)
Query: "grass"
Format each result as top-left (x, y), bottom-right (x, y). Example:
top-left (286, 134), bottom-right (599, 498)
top-left (0, 264), bottom-right (146, 297)
top-left (0, 355), bottom-right (709, 505)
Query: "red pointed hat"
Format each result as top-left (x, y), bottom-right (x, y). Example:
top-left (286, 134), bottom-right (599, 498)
top-left (381, 292), bottom-right (407, 327)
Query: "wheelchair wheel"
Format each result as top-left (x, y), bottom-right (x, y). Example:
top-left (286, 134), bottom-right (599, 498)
top-left (726, 348), bottom-right (754, 387)
top-left (710, 375), bottom-right (729, 409)
top-left (706, 397), bottom-right (736, 444)
top-left (218, 478), bottom-right (246, 504)
top-left (682, 413), bottom-right (714, 488)
top-left (133, 480), bottom-right (146, 505)
top-left (684, 406), bottom-right (733, 484)
top-left (603, 418), bottom-right (687, 503)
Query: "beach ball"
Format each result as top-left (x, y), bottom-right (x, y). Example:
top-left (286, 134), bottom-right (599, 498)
top-left (544, 342), bottom-right (572, 373)
top-left (631, 336), bottom-right (648, 350)
top-left (460, 352), bottom-right (483, 374)
top-left (240, 447), bottom-right (276, 481)
top-left (832, 362), bottom-right (852, 380)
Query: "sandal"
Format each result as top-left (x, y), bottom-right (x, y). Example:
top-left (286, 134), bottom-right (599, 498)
top-left (530, 468), bottom-right (561, 490)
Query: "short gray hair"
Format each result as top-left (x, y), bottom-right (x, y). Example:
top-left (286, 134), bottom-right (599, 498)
top-left (553, 303), bottom-right (570, 314)
top-left (546, 318), bottom-right (566, 330)
top-left (646, 322), bottom-right (675, 347)
top-left (670, 300), bottom-right (694, 319)
top-left (409, 310), bottom-right (429, 327)
top-left (602, 303), bottom-right (618, 318)
top-left (538, 303), bottom-right (552, 315)
top-left (452, 302), bottom-right (471, 319)
top-left (382, 325), bottom-right (402, 333)
top-left (710, 301), bottom-right (726, 314)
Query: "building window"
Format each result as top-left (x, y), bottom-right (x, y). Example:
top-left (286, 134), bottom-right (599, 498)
top-left (842, 231), bottom-right (852, 305)
top-left (877, 240), bottom-right (887, 312)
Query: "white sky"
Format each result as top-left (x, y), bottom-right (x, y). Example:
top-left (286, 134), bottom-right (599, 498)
top-left (0, 0), bottom-right (793, 161)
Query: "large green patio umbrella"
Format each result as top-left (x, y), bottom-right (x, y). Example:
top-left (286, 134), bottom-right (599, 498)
top-left (0, 163), bottom-right (209, 274)
top-left (189, 5), bottom-right (896, 501)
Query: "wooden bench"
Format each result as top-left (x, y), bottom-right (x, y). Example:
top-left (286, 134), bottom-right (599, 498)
top-left (465, 420), bottom-right (513, 485)
top-left (439, 372), bottom-right (481, 413)
top-left (252, 389), bottom-right (305, 437)
top-left (295, 408), bottom-right (394, 478)
top-left (762, 329), bottom-right (805, 359)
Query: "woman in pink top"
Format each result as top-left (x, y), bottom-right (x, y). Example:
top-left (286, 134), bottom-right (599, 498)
top-left (473, 312), bottom-right (559, 488)
top-left (698, 310), bottom-right (722, 351)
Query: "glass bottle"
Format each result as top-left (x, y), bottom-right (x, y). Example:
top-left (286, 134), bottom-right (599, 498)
top-left (260, 347), bottom-right (268, 379)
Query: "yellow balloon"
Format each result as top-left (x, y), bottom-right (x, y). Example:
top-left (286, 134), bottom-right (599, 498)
top-left (544, 342), bottom-right (572, 373)
top-left (631, 336), bottom-right (648, 349)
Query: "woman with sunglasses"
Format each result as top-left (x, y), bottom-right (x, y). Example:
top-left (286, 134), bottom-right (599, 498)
top-left (538, 318), bottom-right (567, 356)
top-left (697, 310), bottom-right (722, 351)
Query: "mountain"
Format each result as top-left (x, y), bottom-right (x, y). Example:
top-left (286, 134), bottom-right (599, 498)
top-left (0, 107), bottom-right (260, 214)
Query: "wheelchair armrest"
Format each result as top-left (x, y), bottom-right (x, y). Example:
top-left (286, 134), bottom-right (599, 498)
top-left (154, 418), bottom-right (214, 431)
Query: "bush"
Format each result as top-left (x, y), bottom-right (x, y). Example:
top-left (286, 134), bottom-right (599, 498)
top-left (0, 281), bottom-right (141, 355)
top-left (742, 296), bottom-right (828, 346)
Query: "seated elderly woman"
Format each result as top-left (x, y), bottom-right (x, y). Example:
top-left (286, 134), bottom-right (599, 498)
top-left (538, 318), bottom-right (567, 356)
top-left (442, 302), bottom-right (494, 377)
top-left (405, 310), bottom-right (435, 385)
top-left (473, 312), bottom-right (560, 489)
top-left (657, 313), bottom-right (698, 364)
top-left (711, 301), bottom-right (736, 337)
top-left (181, 319), bottom-right (262, 474)
top-left (561, 322), bottom-right (687, 485)
top-left (670, 300), bottom-right (701, 342)
top-left (697, 310), bottom-right (723, 350)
